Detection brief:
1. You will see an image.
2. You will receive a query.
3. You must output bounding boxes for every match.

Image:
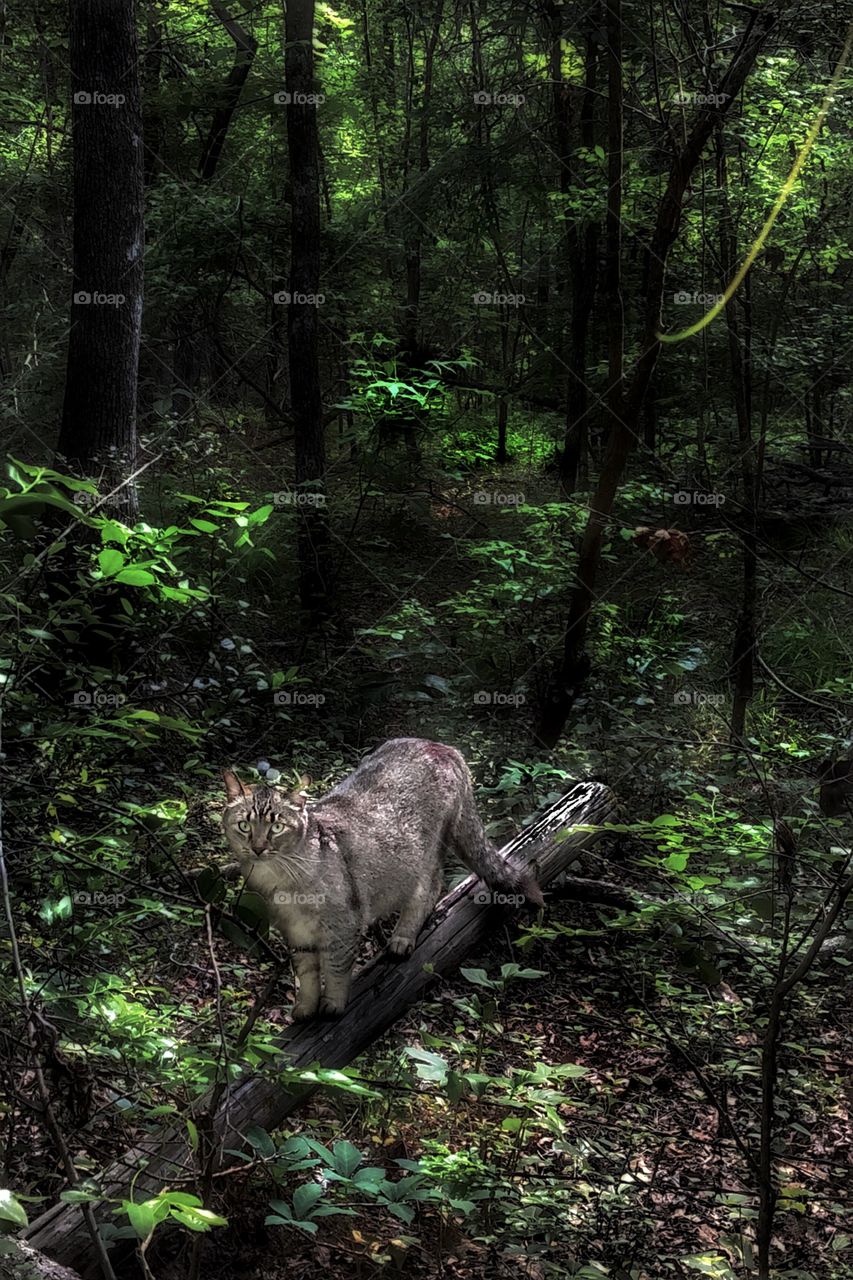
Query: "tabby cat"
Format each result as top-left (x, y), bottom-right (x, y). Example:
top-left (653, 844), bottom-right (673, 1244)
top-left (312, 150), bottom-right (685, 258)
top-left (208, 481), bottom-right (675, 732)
top-left (221, 737), bottom-right (543, 1018)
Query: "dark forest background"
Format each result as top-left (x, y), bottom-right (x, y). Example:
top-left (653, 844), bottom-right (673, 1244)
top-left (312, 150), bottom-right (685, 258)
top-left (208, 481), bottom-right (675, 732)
top-left (1, 1), bottom-right (853, 1277)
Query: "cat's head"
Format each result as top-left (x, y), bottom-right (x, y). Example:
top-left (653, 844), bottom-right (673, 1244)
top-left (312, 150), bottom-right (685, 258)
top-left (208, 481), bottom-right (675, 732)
top-left (221, 770), bottom-right (311, 861)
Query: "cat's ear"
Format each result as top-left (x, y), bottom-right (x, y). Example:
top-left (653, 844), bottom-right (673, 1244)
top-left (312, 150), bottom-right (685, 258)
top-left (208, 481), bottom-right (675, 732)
top-left (222, 769), bottom-right (250, 802)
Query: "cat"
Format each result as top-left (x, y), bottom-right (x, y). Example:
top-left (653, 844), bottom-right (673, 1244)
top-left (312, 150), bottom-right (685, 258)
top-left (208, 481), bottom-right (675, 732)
top-left (221, 737), bottom-right (544, 1019)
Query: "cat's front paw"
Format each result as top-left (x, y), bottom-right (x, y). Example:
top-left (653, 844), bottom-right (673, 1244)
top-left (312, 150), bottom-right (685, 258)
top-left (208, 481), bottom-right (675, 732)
top-left (318, 996), bottom-right (347, 1017)
top-left (387, 935), bottom-right (415, 958)
top-left (291, 998), bottom-right (320, 1021)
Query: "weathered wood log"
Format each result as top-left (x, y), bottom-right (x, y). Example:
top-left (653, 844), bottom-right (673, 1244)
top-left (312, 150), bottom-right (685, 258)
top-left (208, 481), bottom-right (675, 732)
top-left (23, 782), bottom-right (617, 1277)
top-left (0, 1238), bottom-right (84, 1280)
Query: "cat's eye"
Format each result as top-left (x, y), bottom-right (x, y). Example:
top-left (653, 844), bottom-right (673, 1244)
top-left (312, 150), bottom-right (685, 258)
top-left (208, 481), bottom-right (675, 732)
top-left (237, 819), bottom-right (250, 833)
top-left (270, 820), bottom-right (285, 834)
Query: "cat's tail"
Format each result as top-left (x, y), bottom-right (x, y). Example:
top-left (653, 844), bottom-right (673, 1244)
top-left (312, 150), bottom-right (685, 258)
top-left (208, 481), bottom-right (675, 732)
top-left (449, 762), bottom-right (545, 909)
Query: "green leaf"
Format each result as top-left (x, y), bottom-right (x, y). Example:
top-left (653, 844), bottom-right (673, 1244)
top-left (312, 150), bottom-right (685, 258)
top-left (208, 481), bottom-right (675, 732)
top-left (267, 1200), bottom-right (293, 1220)
top-left (170, 1208), bottom-right (211, 1232)
top-left (247, 504), bottom-right (274, 526)
top-left (159, 1192), bottom-right (202, 1208)
top-left (330, 1141), bottom-right (363, 1177)
top-left (122, 1199), bottom-right (157, 1240)
top-left (100, 520), bottom-right (130, 545)
top-left (681, 1255), bottom-right (738, 1279)
top-left (244, 1126), bottom-right (275, 1158)
top-left (352, 1167), bottom-right (387, 1187)
top-left (114, 568), bottom-right (157, 587)
top-left (404, 1048), bottom-right (449, 1082)
top-left (171, 1205), bottom-right (227, 1231)
top-left (0, 1190), bottom-right (28, 1228)
top-left (59, 1188), bottom-right (100, 1205)
top-left (460, 967), bottom-right (492, 988)
top-left (292, 1183), bottom-right (324, 1219)
top-left (98, 548), bottom-right (125, 576)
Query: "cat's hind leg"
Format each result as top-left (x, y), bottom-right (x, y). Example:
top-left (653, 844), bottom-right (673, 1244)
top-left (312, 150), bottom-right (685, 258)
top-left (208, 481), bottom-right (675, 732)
top-left (387, 869), bottom-right (443, 957)
top-left (319, 925), bottom-right (358, 1016)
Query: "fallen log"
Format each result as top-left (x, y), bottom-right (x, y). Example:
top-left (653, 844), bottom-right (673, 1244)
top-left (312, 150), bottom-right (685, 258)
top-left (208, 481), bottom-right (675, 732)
top-left (0, 1238), bottom-right (84, 1280)
top-left (23, 781), bottom-right (617, 1278)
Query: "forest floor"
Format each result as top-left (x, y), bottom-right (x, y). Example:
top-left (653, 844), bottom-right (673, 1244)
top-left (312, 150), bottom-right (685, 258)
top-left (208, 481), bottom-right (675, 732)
top-left (147, 439), bottom-right (853, 1279)
top-left (9, 427), bottom-right (853, 1280)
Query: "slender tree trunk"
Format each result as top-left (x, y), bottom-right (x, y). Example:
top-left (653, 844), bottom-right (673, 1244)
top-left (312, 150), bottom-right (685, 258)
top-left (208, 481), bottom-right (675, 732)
top-left (285, 0), bottom-right (333, 614)
top-left (361, 0), bottom-right (390, 237)
top-left (717, 127), bottom-right (757, 741)
top-left (496, 397), bottom-right (508, 464)
top-left (756, 865), bottom-right (853, 1279)
top-left (198, 1), bottom-right (257, 181)
top-left (643, 376), bottom-right (657, 451)
top-left (535, 4), bottom-right (780, 747)
top-left (537, 0), bottom-right (621, 746)
top-left (560, 18), bottom-right (600, 492)
top-left (546, 0), bottom-right (571, 438)
top-left (56, 0), bottom-right (144, 520)
top-left (400, 0), bottom-right (443, 361)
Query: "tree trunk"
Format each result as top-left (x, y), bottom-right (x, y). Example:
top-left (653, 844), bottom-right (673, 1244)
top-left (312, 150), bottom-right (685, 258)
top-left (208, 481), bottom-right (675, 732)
top-left (535, 4), bottom-right (780, 748)
top-left (360, 0), bottom-right (390, 237)
top-left (198, 1), bottom-right (258, 182)
top-left (285, 0), bottom-right (333, 614)
top-left (56, 0), bottom-right (144, 520)
top-left (538, 0), bottom-right (622, 745)
top-left (400, 0), bottom-right (442, 361)
top-left (716, 127), bottom-right (757, 742)
top-left (560, 18), bottom-right (600, 493)
top-left (496, 396), bottom-right (508, 463)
